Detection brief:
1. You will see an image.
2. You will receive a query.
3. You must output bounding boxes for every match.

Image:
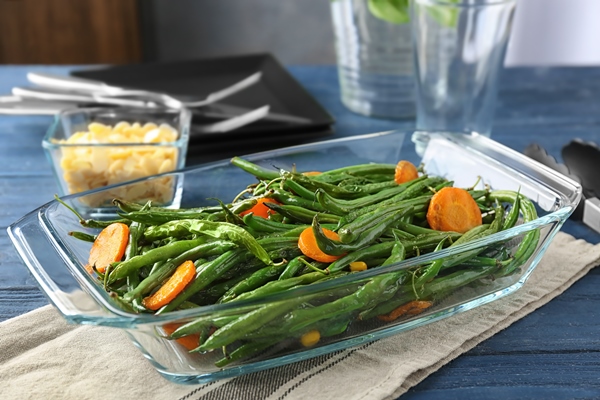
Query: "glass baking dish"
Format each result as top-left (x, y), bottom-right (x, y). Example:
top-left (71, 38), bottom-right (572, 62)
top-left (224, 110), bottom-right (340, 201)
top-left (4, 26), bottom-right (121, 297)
top-left (8, 130), bottom-right (581, 384)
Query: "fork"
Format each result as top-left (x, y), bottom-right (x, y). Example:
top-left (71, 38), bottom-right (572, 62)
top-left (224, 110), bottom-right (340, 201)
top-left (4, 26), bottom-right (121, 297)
top-left (5, 89), bottom-right (270, 134)
top-left (26, 71), bottom-right (262, 109)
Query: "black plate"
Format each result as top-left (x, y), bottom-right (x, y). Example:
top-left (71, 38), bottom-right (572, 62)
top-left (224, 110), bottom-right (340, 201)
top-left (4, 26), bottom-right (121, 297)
top-left (71, 53), bottom-right (335, 150)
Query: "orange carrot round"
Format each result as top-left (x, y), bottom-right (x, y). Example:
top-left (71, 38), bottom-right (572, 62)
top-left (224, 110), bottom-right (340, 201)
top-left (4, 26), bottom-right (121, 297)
top-left (87, 222), bottom-right (129, 273)
top-left (377, 300), bottom-right (433, 322)
top-left (142, 260), bottom-right (196, 311)
top-left (162, 323), bottom-right (201, 351)
top-left (239, 198), bottom-right (280, 219)
top-left (426, 187), bottom-right (482, 233)
top-left (298, 227), bottom-right (343, 263)
top-left (394, 160), bottom-right (419, 184)
top-left (302, 171), bottom-right (322, 176)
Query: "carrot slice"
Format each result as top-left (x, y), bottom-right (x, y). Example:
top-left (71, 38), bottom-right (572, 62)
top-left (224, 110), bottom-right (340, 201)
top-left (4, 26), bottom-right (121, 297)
top-left (298, 227), bottom-right (343, 263)
top-left (142, 260), bottom-right (196, 311)
top-left (87, 222), bottom-right (129, 273)
top-left (394, 160), bottom-right (419, 184)
top-left (239, 198), bottom-right (280, 219)
top-left (302, 171), bottom-right (322, 176)
top-left (426, 187), bottom-right (482, 233)
top-left (162, 323), bottom-right (201, 351)
top-left (377, 300), bottom-right (433, 322)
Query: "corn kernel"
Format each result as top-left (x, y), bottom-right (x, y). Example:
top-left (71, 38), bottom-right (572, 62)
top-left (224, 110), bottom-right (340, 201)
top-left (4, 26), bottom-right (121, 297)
top-left (300, 330), bottom-right (321, 347)
top-left (349, 261), bottom-right (368, 272)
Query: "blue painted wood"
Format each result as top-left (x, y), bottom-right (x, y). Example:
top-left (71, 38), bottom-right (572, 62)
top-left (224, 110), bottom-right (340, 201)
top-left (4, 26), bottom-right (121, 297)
top-left (1, 65), bottom-right (600, 397)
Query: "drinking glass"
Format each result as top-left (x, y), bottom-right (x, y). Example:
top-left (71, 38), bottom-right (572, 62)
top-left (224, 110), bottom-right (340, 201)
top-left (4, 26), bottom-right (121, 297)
top-left (330, 0), bottom-right (415, 119)
top-left (410, 0), bottom-right (516, 154)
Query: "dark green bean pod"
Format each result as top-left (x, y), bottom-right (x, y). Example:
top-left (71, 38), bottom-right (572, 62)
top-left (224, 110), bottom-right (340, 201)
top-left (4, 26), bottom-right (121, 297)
top-left (280, 170), bottom-right (364, 199)
top-left (264, 203), bottom-right (341, 224)
top-left (339, 180), bottom-right (399, 195)
top-left (242, 214), bottom-right (299, 233)
top-left (192, 270), bottom-right (257, 305)
top-left (143, 219), bottom-right (274, 266)
top-left (218, 261), bottom-right (292, 303)
top-left (121, 240), bottom-right (236, 300)
top-left (315, 175), bottom-right (429, 215)
top-left (230, 156), bottom-right (281, 181)
top-left (267, 189), bottom-right (327, 212)
top-left (109, 238), bottom-right (234, 284)
top-left (312, 208), bottom-right (410, 256)
top-left (214, 339), bottom-right (279, 367)
top-left (281, 179), bottom-right (318, 201)
top-left (246, 242), bottom-right (408, 338)
top-left (312, 163), bottom-right (396, 178)
top-left (68, 231), bottom-right (96, 242)
top-left (343, 178), bottom-right (442, 222)
top-left (118, 210), bottom-right (210, 225)
top-left (338, 201), bottom-right (423, 244)
top-left (358, 265), bottom-right (495, 320)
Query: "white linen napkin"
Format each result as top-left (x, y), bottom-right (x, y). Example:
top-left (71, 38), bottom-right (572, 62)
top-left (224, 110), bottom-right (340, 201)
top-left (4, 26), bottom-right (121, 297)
top-left (1, 231), bottom-right (599, 400)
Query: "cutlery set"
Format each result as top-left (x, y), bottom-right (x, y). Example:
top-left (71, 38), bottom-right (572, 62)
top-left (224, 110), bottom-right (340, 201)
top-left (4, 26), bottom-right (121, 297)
top-left (1, 71), bottom-right (306, 134)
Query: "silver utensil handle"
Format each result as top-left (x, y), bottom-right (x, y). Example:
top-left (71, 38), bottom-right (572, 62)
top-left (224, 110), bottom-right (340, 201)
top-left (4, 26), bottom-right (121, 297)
top-left (12, 87), bottom-right (95, 102)
top-left (27, 72), bottom-right (112, 94)
top-left (12, 87), bottom-right (151, 108)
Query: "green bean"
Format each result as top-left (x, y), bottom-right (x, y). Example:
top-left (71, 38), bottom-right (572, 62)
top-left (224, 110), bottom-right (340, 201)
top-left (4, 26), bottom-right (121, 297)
top-left (316, 175), bottom-right (429, 215)
top-left (170, 315), bottom-right (240, 339)
top-left (359, 265), bottom-right (495, 320)
top-left (192, 270), bottom-right (257, 304)
top-left (280, 170), bottom-right (364, 199)
top-left (68, 231), bottom-right (96, 242)
top-left (337, 197), bottom-right (429, 243)
top-left (282, 179), bottom-right (318, 201)
top-left (218, 261), bottom-right (292, 303)
top-left (242, 214), bottom-right (299, 233)
top-left (214, 339), bottom-right (279, 367)
top-left (264, 203), bottom-right (341, 224)
top-left (502, 189), bottom-right (521, 230)
top-left (268, 189), bottom-right (327, 212)
top-left (339, 180), bottom-right (400, 195)
top-left (313, 163), bottom-right (396, 178)
top-left (143, 219), bottom-right (274, 266)
top-left (195, 296), bottom-right (311, 351)
top-left (246, 241), bottom-right (408, 339)
top-left (414, 238), bottom-right (447, 287)
top-left (230, 156), bottom-right (281, 181)
top-left (230, 271), bottom-right (344, 303)
top-left (122, 241), bottom-right (235, 301)
top-left (109, 238), bottom-right (233, 284)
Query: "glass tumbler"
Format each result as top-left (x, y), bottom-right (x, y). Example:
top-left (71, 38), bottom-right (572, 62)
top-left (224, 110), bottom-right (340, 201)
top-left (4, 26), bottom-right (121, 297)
top-left (330, 0), bottom-right (415, 119)
top-left (410, 0), bottom-right (516, 154)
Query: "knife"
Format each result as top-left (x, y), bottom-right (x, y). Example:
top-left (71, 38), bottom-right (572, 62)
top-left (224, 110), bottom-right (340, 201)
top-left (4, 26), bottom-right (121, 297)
top-left (524, 143), bottom-right (600, 233)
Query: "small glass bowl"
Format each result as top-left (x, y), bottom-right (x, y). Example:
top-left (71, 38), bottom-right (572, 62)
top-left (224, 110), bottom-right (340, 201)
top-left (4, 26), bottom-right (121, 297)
top-left (10, 130), bottom-right (581, 384)
top-left (42, 107), bottom-right (191, 212)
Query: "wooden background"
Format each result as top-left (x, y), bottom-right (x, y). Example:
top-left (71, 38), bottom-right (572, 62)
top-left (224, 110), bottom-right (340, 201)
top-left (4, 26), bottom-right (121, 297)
top-left (0, 0), bottom-right (142, 64)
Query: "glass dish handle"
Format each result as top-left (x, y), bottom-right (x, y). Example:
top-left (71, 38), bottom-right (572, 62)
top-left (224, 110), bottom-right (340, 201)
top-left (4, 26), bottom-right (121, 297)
top-left (7, 210), bottom-right (120, 323)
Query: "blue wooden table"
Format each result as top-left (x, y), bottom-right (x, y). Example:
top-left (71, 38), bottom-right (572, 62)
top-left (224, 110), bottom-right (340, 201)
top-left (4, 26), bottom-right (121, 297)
top-left (1, 65), bottom-right (599, 398)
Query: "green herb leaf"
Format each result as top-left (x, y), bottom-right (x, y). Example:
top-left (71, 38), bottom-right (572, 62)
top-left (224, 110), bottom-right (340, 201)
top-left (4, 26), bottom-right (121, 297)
top-left (368, 0), bottom-right (410, 24)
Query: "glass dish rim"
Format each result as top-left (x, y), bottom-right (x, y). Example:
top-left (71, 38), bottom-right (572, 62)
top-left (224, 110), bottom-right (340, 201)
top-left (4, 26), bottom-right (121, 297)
top-left (41, 106), bottom-right (192, 149)
top-left (15, 130), bottom-right (582, 327)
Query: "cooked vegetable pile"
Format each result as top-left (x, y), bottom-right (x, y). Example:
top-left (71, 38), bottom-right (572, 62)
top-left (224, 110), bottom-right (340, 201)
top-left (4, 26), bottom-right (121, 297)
top-left (64, 157), bottom-right (540, 367)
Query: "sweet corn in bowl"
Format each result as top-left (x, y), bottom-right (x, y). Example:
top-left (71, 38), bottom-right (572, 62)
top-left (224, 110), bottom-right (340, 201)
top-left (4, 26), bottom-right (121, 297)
top-left (43, 107), bottom-right (191, 210)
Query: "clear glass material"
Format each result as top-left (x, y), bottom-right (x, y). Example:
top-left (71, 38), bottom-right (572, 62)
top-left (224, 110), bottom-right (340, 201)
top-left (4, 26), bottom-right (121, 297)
top-left (42, 107), bottom-right (191, 213)
top-left (331, 0), bottom-right (415, 119)
top-left (410, 0), bottom-right (516, 153)
top-left (8, 131), bottom-right (580, 384)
